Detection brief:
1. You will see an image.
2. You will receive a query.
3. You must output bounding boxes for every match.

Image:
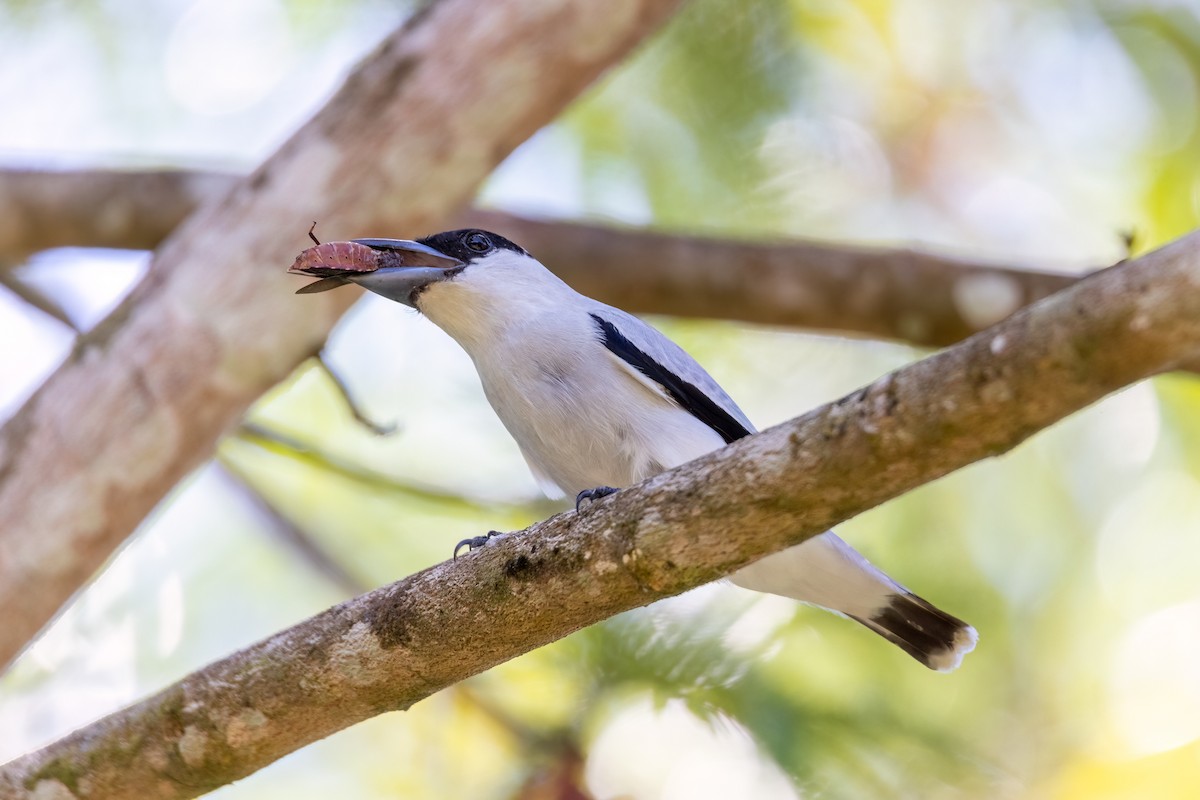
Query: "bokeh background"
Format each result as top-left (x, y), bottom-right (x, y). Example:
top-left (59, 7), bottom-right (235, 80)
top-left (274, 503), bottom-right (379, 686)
top-left (3, 0), bottom-right (1200, 797)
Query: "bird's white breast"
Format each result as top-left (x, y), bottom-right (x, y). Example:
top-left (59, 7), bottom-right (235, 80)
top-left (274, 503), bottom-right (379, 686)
top-left (469, 314), bottom-right (726, 496)
top-left (415, 252), bottom-right (727, 496)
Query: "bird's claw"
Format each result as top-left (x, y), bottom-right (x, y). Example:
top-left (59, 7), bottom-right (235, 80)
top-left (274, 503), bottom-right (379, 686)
top-left (453, 530), bottom-right (503, 558)
top-left (575, 486), bottom-right (620, 513)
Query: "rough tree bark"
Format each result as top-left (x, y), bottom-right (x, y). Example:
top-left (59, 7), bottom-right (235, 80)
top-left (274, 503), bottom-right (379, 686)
top-left (3, 228), bottom-right (1199, 800)
top-left (0, 0), bottom-right (687, 671)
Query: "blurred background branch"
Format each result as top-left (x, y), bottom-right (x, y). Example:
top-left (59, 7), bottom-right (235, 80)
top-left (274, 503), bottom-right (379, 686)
top-left (10, 165), bottom-right (1196, 374)
top-left (215, 459), bottom-right (370, 598)
top-left (0, 266), bottom-right (79, 332)
top-left (0, 165), bottom-right (1106, 346)
top-left (230, 419), bottom-right (559, 518)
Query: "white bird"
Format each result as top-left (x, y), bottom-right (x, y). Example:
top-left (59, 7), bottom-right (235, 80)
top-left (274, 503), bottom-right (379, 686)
top-left (290, 229), bottom-right (978, 671)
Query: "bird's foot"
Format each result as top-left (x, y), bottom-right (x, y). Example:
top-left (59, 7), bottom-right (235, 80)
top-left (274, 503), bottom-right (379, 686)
top-left (453, 530), bottom-right (504, 558)
top-left (575, 486), bottom-right (620, 513)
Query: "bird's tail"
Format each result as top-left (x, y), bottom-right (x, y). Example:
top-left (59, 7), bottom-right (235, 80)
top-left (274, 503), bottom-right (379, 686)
top-left (847, 591), bottom-right (978, 672)
top-left (729, 531), bottom-right (977, 672)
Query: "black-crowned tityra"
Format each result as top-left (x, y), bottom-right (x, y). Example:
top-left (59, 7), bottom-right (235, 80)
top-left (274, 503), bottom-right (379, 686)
top-left (290, 229), bottom-right (977, 671)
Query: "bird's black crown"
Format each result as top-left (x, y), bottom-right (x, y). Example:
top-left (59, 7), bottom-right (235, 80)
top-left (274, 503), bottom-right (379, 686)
top-left (417, 229), bottom-right (528, 263)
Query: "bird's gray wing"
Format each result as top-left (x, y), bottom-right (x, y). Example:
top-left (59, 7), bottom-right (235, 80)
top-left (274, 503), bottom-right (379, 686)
top-left (585, 303), bottom-right (757, 442)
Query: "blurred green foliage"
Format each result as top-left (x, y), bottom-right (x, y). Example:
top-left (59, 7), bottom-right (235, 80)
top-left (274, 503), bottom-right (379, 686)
top-left (2, 0), bottom-right (1200, 798)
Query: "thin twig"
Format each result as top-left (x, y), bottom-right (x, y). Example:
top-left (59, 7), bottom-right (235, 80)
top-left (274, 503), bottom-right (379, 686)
top-left (232, 421), bottom-right (555, 516)
top-left (314, 352), bottom-right (398, 436)
top-left (0, 269), bottom-right (79, 332)
top-left (215, 460), bottom-right (370, 597)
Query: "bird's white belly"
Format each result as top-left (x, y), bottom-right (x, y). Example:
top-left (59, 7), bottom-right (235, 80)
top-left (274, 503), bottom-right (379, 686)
top-left (474, 346), bottom-right (725, 497)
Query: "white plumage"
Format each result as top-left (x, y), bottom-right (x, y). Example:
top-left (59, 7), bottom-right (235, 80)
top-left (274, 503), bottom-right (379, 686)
top-left (310, 230), bottom-right (977, 671)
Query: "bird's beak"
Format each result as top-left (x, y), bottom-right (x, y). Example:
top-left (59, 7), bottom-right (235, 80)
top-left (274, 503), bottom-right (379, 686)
top-left (289, 238), bottom-right (464, 306)
top-left (346, 239), bottom-right (463, 307)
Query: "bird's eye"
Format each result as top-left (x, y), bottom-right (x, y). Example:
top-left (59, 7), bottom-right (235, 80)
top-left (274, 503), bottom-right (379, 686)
top-left (464, 231), bottom-right (492, 253)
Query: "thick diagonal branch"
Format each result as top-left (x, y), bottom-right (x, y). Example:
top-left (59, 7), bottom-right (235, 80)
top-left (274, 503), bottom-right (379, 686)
top-left (0, 0), bottom-right (686, 670)
top-left (3, 230), bottom-right (1199, 800)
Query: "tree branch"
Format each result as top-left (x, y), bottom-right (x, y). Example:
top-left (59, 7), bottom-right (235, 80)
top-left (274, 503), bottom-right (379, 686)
top-left (0, 0), bottom-right (685, 671)
top-left (11, 168), bottom-right (1196, 374)
top-left (11, 164), bottom-right (1197, 376)
top-left (0, 165), bottom-right (1085, 347)
top-left (458, 209), bottom-right (1082, 347)
top-left (0, 169), bottom-right (233, 262)
top-left (3, 230), bottom-right (1199, 800)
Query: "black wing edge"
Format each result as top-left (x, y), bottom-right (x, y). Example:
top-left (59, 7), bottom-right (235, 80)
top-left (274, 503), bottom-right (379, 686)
top-left (590, 313), bottom-right (751, 445)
